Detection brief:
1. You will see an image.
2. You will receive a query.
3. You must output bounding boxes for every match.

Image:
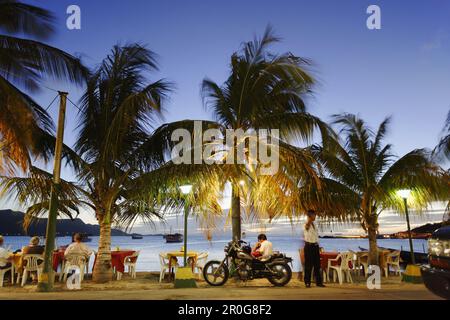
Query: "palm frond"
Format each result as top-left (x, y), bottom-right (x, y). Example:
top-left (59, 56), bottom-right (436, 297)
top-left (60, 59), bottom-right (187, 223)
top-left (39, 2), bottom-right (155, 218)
top-left (0, 0), bottom-right (54, 39)
top-left (0, 35), bottom-right (88, 91)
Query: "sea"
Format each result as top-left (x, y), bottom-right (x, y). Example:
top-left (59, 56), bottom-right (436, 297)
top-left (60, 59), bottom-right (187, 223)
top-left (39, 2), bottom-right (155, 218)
top-left (2, 235), bottom-right (428, 272)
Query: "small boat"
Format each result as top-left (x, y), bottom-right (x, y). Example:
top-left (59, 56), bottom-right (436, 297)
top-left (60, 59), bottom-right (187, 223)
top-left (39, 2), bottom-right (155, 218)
top-left (397, 249), bottom-right (428, 265)
top-left (131, 234), bottom-right (143, 240)
top-left (165, 233), bottom-right (183, 243)
top-left (79, 233), bottom-right (92, 242)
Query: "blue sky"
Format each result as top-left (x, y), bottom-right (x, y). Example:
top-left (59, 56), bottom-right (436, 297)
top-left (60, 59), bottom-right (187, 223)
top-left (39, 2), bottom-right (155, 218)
top-left (2, 0), bottom-right (449, 234)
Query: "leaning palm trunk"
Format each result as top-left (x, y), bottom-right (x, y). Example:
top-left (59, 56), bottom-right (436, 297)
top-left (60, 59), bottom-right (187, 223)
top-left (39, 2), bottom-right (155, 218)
top-left (92, 214), bottom-right (113, 283)
top-left (231, 184), bottom-right (241, 241)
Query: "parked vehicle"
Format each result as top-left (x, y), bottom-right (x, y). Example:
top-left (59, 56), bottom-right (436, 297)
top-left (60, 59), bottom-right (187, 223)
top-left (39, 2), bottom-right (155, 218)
top-left (202, 240), bottom-right (293, 287)
top-left (421, 226), bottom-right (450, 299)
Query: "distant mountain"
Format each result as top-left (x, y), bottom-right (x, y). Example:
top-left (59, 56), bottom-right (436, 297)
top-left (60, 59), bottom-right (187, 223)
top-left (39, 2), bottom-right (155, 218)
top-left (0, 209), bottom-right (129, 236)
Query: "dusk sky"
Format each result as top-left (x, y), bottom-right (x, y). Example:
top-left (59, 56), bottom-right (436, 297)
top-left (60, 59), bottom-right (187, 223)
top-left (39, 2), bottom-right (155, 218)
top-left (3, 0), bottom-right (449, 234)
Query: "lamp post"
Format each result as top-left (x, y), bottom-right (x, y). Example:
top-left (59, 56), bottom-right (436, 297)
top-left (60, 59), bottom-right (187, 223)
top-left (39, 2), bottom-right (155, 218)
top-left (174, 184), bottom-right (196, 288)
top-left (398, 189), bottom-right (415, 265)
top-left (179, 184), bottom-right (192, 267)
top-left (37, 91), bottom-right (68, 292)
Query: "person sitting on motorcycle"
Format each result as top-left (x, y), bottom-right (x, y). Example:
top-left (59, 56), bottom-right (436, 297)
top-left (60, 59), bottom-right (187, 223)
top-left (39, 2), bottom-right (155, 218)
top-left (251, 234), bottom-right (273, 259)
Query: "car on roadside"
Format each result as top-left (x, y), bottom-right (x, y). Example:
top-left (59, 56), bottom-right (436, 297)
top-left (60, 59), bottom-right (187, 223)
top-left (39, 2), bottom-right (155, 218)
top-left (421, 225), bottom-right (450, 299)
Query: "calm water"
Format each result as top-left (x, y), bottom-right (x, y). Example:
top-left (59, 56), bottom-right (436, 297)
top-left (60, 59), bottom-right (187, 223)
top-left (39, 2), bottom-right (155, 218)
top-left (2, 235), bottom-right (428, 272)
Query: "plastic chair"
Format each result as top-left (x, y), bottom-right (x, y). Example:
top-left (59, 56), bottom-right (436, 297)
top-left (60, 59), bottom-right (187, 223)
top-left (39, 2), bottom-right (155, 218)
top-left (348, 250), bottom-right (358, 275)
top-left (0, 264), bottom-right (14, 287)
top-left (327, 252), bottom-right (353, 285)
top-left (118, 250), bottom-right (140, 280)
top-left (379, 249), bottom-right (390, 277)
top-left (21, 254), bottom-right (44, 286)
top-left (194, 252), bottom-right (209, 279)
top-left (356, 252), bottom-right (369, 277)
top-left (385, 250), bottom-right (401, 276)
top-left (159, 253), bottom-right (179, 282)
top-left (62, 254), bottom-right (87, 283)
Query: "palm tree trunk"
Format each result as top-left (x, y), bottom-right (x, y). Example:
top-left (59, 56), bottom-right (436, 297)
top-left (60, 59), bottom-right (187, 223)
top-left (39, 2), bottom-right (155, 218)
top-left (231, 184), bottom-right (241, 241)
top-left (92, 212), bottom-right (113, 283)
top-left (368, 222), bottom-right (379, 266)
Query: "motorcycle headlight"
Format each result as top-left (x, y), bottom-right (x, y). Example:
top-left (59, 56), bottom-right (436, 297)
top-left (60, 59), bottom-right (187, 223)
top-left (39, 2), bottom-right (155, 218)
top-left (428, 238), bottom-right (450, 258)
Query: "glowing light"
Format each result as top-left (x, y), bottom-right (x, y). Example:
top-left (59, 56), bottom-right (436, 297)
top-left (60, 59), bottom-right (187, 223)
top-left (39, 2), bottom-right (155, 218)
top-left (179, 185), bottom-right (192, 195)
top-left (397, 189), bottom-right (411, 200)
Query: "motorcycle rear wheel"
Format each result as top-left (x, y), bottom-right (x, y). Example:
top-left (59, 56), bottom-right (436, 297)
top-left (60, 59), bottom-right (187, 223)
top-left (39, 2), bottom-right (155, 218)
top-left (203, 260), bottom-right (229, 286)
top-left (268, 263), bottom-right (292, 287)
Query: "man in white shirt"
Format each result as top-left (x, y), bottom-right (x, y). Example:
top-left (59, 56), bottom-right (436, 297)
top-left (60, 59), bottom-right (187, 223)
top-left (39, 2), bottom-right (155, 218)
top-left (252, 234), bottom-right (273, 259)
top-left (303, 210), bottom-right (324, 288)
top-left (0, 235), bottom-right (12, 270)
top-left (65, 233), bottom-right (93, 258)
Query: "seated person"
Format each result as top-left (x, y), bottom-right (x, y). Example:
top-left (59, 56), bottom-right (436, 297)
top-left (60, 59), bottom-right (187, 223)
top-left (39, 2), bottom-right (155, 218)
top-left (20, 236), bottom-right (44, 283)
top-left (57, 233), bottom-right (77, 251)
top-left (251, 234), bottom-right (273, 259)
top-left (22, 236), bottom-right (45, 255)
top-left (0, 235), bottom-right (12, 270)
top-left (64, 233), bottom-right (93, 258)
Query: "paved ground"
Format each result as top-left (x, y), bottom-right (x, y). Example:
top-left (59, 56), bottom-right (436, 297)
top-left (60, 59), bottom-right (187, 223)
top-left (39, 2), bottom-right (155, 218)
top-left (0, 272), bottom-right (441, 300)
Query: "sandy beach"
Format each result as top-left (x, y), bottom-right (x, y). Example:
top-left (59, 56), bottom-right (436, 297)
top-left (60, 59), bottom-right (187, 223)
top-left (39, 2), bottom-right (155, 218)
top-left (0, 272), bottom-right (441, 300)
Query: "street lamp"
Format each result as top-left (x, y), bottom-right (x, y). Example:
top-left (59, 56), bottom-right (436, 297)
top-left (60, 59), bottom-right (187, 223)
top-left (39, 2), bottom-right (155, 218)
top-left (397, 189), bottom-right (415, 264)
top-left (179, 184), bottom-right (192, 266)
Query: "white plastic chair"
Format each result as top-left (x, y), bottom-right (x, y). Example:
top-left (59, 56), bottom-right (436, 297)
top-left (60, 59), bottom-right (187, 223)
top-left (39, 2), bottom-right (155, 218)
top-left (86, 251), bottom-right (95, 275)
top-left (327, 252), bottom-right (353, 285)
top-left (21, 254), bottom-right (44, 286)
top-left (348, 250), bottom-right (358, 275)
top-left (159, 253), bottom-right (179, 282)
top-left (194, 252), bottom-right (209, 279)
top-left (356, 252), bottom-right (369, 277)
top-left (118, 251), bottom-right (140, 280)
top-left (62, 254), bottom-right (87, 283)
top-left (385, 250), bottom-right (401, 276)
top-left (0, 264), bottom-right (14, 287)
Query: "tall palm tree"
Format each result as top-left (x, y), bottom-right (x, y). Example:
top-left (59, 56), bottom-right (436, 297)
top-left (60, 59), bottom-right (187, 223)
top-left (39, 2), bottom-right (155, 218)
top-left (199, 26), bottom-right (329, 240)
top-left (435, 110), bottom-right (450, 161)
top-left (435, 109), bottom-right (450, 221)
top-left (0, 0), bottom-right (87, 173)
top-left (312, 114), bottom-right (449, 264)
top-left (1, 44), bottom-right (175, 283)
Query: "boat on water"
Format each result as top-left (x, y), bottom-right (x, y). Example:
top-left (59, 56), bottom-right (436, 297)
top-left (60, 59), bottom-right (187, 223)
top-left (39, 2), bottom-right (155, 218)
top-left (165, 233), bottom-right (183, 243)
top-left (131, 234), bottom-right (143, 239)
top-left (82, 235), bottom-right (92, 242)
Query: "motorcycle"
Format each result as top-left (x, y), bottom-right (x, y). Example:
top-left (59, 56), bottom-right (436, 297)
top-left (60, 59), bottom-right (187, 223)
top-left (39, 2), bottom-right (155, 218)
top-left (202, 240), bottom-right (293, 287)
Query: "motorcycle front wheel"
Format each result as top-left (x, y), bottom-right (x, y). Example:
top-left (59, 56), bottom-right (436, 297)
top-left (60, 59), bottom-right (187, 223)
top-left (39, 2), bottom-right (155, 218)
top-left (268, 263), bottom-right (292, 287)
top-left (203, 260), bottom-right (229, 286)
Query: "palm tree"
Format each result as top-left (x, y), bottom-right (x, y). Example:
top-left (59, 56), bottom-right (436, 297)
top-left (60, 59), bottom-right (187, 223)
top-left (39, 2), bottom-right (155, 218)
top-left (199, 26), bottom-right (329, 240)
top-left (1, 44), bottom-right (174, 283)
top-left (0, 0), bottom-right (87, 173)
top-left (435, 109), bottom-right (450, 222)
top-left (312, 114), bottom-right (449, 264)
top-left (435, 110), bottom-right (450, 161)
